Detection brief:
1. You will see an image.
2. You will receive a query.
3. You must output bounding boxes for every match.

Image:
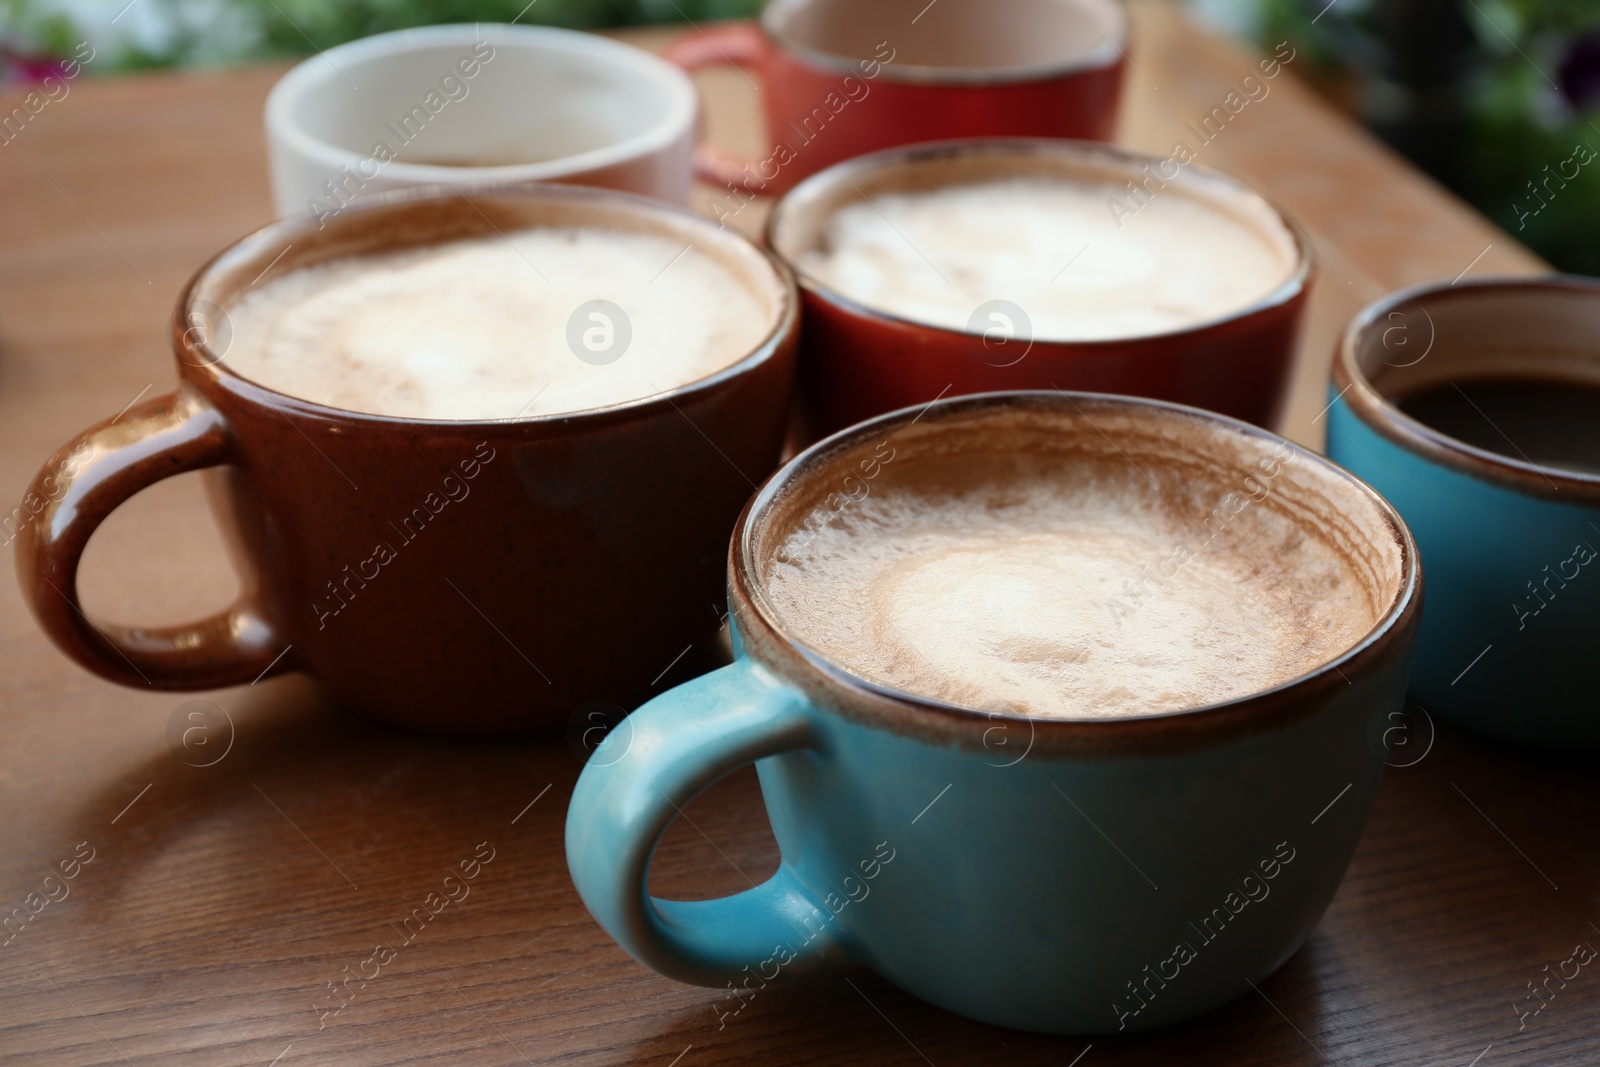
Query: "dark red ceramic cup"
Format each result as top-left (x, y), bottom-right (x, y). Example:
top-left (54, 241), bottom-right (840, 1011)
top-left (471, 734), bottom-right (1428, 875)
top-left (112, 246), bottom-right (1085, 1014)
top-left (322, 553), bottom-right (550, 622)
top-left (14, 184), bottom-right (798, 735)
top-left (765, 139), bottom-right (1314, 438)
top-left (664, 0), bottom-right (1127, 198)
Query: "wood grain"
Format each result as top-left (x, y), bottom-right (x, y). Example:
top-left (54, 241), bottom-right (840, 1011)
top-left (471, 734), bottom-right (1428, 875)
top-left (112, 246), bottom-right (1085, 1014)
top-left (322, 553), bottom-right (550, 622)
top-left (0, 5), bottom-right (1591, 1066)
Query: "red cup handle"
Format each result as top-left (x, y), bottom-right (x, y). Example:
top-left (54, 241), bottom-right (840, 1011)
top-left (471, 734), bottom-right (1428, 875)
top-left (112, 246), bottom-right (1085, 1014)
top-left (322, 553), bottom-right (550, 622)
top-left (13, 387), bottom-right (290, 690)
top-left (664, 23), bottom-right (770, 190)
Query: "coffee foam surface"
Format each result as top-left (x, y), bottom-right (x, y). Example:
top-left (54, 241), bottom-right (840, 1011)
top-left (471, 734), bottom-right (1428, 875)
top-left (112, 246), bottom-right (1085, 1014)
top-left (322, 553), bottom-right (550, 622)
top-left (223, 228), bottom-right (771, 420)
top-left (797, 177), bottom-right (1296, 341)
top-left (763, 450), bottom-right (1376, 719)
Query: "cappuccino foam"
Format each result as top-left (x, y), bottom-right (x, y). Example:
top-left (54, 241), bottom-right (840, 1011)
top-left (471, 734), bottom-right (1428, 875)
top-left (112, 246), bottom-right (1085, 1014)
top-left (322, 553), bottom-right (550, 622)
top-left (223, 228), bottom-right (772, 420)
top-left (798, 178), bottom-right (1297, 341)
top-left (764, 453), bottom-right (1374, 718)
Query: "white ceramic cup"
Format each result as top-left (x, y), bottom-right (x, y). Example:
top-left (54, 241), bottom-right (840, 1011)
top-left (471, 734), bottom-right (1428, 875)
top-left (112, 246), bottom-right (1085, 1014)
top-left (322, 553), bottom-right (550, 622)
top-left (264, 23), bottom-right (698, 218)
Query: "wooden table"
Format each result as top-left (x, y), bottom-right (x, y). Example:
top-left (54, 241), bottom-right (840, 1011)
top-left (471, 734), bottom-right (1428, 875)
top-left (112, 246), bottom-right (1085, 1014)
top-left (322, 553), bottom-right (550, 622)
top-left (2, 4), bottom-right (1592, 1065)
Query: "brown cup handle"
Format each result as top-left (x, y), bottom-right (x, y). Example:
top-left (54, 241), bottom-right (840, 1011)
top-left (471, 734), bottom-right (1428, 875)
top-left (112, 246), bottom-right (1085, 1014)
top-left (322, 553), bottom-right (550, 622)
top-left (663, 23), bottom-right (770, 189)
top-left (13, 387), bottom-right (289, 690)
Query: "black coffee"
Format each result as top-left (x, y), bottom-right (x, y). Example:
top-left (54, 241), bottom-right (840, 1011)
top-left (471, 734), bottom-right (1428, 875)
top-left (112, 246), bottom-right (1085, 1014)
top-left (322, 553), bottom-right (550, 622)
top-left (1395, 379), bottom-right (1600, 475)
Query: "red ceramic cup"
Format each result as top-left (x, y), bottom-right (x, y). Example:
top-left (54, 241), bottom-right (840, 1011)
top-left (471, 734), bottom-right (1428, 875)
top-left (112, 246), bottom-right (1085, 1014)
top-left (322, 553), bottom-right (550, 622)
top-left (765, 139), bottom-right (1314, 438)
top-left (664, 0), bottom-right (1127, 199)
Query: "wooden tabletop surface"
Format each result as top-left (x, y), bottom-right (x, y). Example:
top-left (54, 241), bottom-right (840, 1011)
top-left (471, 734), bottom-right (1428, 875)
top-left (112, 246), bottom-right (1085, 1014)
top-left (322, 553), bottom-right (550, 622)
top-left (2, 4), bottom-right (1593, 1065)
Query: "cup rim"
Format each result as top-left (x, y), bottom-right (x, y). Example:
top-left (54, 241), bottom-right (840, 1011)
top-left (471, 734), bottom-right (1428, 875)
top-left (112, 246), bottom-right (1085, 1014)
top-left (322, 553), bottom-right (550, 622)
top-left (1333, 273), bottom-right (1600, 504)
top-left (263, 23), bottom-right (697, 188)
top-left (172, 181), bottom-right (799, 428)
top-left (763, 138), bottom-right (1314, 349)
top-left (759, 0), bottom-right (1129, 85)
top-left (731, 390), bottom-right (1421, 756)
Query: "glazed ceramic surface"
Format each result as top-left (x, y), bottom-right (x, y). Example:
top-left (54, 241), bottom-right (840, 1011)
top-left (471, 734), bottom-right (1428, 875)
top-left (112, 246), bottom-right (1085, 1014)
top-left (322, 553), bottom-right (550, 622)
top-left (15, 184), bottom-right (798, 734)
top-left (664, 0), bottom-right (1125, 195)
top-left (567, 392), bottom-right (1419, 1034)
top-left (266, 23), bottom-right (698, 216)
top-left (1327, 275), bottom-right (1600, 749)
top-left (763, 140), bottom-right (1313, 440)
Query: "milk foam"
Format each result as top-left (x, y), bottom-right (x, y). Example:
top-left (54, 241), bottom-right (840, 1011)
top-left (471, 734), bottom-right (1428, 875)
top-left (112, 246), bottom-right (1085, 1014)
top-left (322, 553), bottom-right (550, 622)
top-left (223, 228), bottom-right (771, 420)
top-left (798, 178), bottom-right (1296, 341)
top-left (765, 460), bottom-right (1371, 718)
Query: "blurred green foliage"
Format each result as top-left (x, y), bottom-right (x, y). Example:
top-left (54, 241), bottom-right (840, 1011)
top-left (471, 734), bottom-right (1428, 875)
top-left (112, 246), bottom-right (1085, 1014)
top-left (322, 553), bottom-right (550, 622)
top-left (232, 0), bottom-right (763, 54)
top-left (0, 1), bottom-right (79, 58)
top-left (7, 0), bottom-right (1600, 273)
top-left (1256, 0), bottom-right (1600, 274)
top-left (0, 0), bottom-right (762, 72)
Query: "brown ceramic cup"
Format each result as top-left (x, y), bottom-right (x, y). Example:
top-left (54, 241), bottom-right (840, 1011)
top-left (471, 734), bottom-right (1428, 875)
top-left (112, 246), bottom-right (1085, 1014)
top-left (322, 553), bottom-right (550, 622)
top-left (765, 139), bottom-right (1314, 439)
top-left (14, 184), bottom-right (798, 735)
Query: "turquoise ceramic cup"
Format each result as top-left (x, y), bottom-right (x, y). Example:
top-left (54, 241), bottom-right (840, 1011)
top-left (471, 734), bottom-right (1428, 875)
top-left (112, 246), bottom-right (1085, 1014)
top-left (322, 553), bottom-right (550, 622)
top-left (566, 392), bottom-right (1420, 1034)
top-left (1327, 277), bottom-right (1600, 750)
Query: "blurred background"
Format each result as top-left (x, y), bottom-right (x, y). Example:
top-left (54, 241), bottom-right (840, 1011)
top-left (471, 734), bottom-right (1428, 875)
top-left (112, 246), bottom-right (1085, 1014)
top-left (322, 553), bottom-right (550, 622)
top-left (4, 0), bottom-right (1599, 274)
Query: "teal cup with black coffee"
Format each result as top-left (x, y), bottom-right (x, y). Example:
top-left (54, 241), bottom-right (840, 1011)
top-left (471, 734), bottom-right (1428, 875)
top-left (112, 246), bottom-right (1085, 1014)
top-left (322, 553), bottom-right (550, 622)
top-left (1327, 276), bottom-right (1600, 749)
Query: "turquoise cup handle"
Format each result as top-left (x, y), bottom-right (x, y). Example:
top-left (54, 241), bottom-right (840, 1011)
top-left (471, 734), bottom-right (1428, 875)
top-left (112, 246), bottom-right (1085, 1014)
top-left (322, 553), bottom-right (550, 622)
top-left (565, 661), bottom-right (846, 986)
